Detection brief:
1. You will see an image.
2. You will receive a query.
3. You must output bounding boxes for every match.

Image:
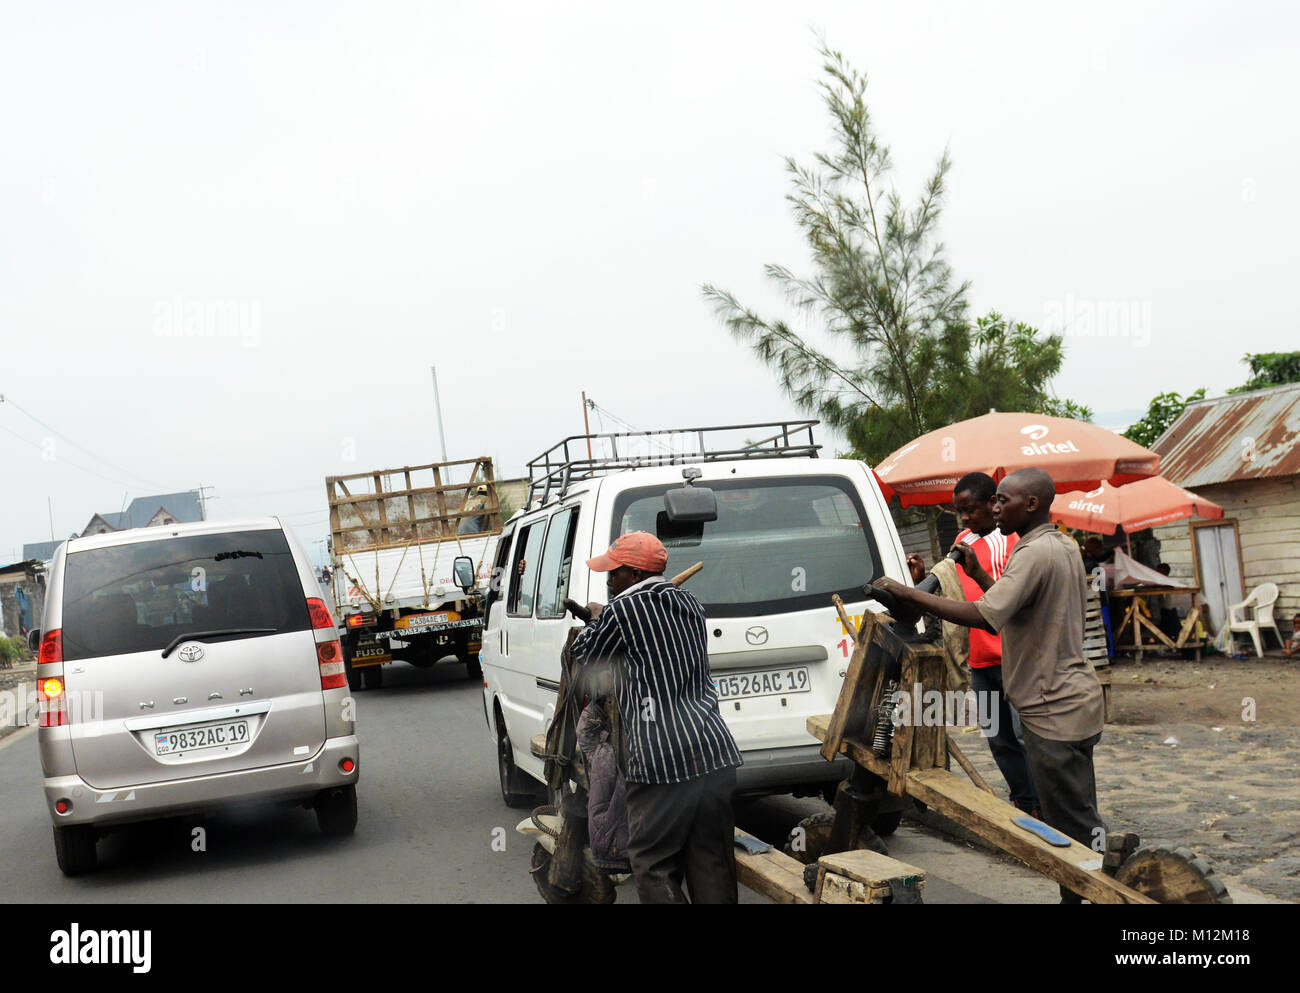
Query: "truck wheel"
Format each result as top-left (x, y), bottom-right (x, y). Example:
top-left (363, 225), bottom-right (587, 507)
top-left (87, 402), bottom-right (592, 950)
top-left (344, 653), bottom-right (362, 691)
top-left (362, 665), bottom-right (383, 691)
top-left (53, 824), bottom-right (97, 876)
top-left (315, 785), bottom-right (358, 837)
top-left (497, 718), bottom-right (536, 809)
top-left (463, 653), bottom-right (482, 681)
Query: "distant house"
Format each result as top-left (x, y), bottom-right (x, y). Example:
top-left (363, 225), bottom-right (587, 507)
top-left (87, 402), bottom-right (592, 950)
top-left (79, 492), bottom-right (204, 534)
top-left (21, 490), bottom-right (205, 564)
top-left (1150, 383), bottom-right (1300, 641)
top-left (0, 559), bottom-right (45, 640)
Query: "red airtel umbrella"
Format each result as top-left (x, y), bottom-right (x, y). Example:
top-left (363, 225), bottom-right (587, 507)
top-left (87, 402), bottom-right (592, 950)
top-left (1050, 476), bottom-right (1224, 535)
top-left (873, 412), bottom-right (1161, 507)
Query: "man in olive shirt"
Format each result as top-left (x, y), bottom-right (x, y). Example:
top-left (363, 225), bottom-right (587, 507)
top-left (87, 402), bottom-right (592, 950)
top-left (874, 468), bottom-right (1106, 902)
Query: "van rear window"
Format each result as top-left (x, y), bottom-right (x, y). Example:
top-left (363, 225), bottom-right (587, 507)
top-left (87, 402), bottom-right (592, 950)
top-left (61, 529), bottom-right (309, 661)
top-left (611, 475), bottom-right (882, 618)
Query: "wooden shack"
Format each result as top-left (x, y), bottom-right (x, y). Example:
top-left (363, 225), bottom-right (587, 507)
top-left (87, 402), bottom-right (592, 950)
top-left (1149, 382), bottom-right (1300, 642)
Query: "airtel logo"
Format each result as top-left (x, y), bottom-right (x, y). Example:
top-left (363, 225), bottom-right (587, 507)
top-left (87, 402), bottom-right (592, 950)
top-left (1020, 424), bottom-right (1050, 441)
top-left (1082, 486), bottom-right (1105, 499)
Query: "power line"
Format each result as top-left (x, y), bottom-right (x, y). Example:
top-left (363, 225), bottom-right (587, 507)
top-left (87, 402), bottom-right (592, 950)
top-left (0, 420), bottom-right (150, 491)
top-left (0, 393), bottom-right (169, 491)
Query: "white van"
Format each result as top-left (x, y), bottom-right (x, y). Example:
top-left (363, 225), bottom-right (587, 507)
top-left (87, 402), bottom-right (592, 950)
top-left (479, 422), bottom-right (912, 806)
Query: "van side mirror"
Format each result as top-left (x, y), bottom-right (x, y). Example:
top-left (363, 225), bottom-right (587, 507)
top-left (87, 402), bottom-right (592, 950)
top-left (452, 556), bottom-right (476, 593)
top-left (27, 629), bottom-right (41, 654)
top-left (664, 478), bottom-right (718, 523)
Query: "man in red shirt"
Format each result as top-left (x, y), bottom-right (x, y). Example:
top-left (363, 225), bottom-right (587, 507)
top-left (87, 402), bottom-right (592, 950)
top-left (945, 472), bottom-right (1040, 816)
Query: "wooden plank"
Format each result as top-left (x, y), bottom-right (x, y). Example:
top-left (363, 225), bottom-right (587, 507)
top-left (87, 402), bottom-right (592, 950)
top-left (1174, 605), bottom-right (1202, 649)
top-left (431, 465), bottom-right (449, 538)
top-left (888, 646), bottom-right (918, 795)
top-left (911, 643), bottom-right (947, 770)
top-left (818, 607), bottom-right (881, 762)
top-left (818, 848), bottom-right (926, 900)
top-left (831, 593), bottom-right (858, 640)
top-left (807, 715), bottom-right (1156, 904)
top-left (817, 873), bottom-right (877, 904)
top-left (326, 456), bottom-right (493, 485)
top-left (947, 737), bottom-right (995, 795)
top-left (733, 829), bottom-right (815, 905)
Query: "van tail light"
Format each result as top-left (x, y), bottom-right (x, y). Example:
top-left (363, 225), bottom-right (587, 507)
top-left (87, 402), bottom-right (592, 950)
top-left (317, 639), bottom-right (346, 689)
top-left (38, 674), bottom-right (68, 728)
top-left (39, 629), bottom-right (62, 665)
top-left (306, 598), bottom-right (335, 630)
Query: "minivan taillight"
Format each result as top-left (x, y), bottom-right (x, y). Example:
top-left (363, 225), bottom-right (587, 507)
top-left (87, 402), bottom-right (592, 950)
top-left (38, 629), bottom-right (62, 665)
top-left (307, 598), bottom-right (334, 630)
top-left (317, 639), bottom-right (346, 689)
top-left (38, 675), bottom-right (67, 728)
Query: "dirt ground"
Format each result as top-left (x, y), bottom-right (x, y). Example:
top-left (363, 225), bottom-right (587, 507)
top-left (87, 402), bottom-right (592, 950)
top-left (959, 652), bottom-right (1300, 902)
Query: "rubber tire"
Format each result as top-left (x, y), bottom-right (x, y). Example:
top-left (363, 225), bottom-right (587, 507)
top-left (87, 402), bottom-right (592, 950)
top-left (464, 653), bottom-right (482, 681)
top-left (497, 717), bottom-right (536, 809)
top-left (786, 812), bottom-right (836, 865)
top-left (53, 824), bottom-right (97, 876)
top-left (315, 785), bottom-right (358, 837)
top-left (872, 809), bottom-right (903, 837)
top-left (361, 665), bottom-right (383, 691)
top-left (530, 842), bottom-right (616, 905)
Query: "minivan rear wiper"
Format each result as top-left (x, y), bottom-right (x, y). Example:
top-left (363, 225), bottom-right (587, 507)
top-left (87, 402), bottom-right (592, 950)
top-left (161, 629), bottom-right (277, 658)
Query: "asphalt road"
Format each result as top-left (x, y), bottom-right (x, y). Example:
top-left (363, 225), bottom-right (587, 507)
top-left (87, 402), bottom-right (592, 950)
top-left (0, 661), bottom-right (1054, 903)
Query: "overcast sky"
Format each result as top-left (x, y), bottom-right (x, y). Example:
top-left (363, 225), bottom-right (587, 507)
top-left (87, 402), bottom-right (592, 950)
top-left (2, 0), bottom-right (1295, 564)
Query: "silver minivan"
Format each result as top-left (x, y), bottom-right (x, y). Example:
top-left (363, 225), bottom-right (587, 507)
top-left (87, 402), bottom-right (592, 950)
top-left (34, 518), bottom-right (360, 875)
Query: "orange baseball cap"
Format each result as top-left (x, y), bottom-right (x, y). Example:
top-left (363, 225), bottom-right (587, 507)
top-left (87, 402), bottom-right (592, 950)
top-left (586, 531), bottom-right (668, 574)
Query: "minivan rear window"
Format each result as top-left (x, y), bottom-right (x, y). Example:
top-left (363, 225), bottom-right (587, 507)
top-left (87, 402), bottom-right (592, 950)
top-left (611, 475), bottom-right (883, 618)
top-left (61, 529), bottom-right (310, 661)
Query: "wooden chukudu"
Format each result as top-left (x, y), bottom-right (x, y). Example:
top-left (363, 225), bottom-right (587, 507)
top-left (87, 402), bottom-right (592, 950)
top-left (809, 593), bottom-right (1230, 905)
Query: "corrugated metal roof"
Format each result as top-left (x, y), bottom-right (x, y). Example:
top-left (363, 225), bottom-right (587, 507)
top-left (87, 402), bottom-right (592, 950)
top-left (1152, 382), bottom-right (1300, 487)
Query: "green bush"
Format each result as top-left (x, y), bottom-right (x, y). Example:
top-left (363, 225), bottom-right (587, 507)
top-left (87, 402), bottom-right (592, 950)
top-left (0, 635), bottom-right (26, 667)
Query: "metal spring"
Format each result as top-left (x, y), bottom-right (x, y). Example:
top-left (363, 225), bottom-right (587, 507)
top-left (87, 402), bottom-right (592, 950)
top-left (871, 681), bottom-right (900, 756)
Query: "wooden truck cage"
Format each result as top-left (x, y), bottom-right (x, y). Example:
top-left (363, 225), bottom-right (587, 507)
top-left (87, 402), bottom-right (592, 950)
top-left (325, 457), bottom-right (502, 554)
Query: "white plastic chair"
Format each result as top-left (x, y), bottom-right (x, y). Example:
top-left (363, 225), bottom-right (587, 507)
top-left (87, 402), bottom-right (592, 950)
top-left (1226, 583), bottom-right (1283, 657)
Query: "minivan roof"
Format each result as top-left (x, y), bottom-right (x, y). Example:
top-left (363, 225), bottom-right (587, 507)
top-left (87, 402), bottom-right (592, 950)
top-left (66, 518), bottom-right (284, 553)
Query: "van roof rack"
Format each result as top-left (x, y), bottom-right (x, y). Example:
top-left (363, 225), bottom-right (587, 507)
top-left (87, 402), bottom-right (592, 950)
top-left (525, 420), bottom-right (820, 507)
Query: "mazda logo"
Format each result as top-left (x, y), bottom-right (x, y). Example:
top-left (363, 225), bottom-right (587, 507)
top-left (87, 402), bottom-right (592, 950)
top-left (176, 643), bottom-right (205, 663)
top-left (744, 626), bottom-right (769, 646)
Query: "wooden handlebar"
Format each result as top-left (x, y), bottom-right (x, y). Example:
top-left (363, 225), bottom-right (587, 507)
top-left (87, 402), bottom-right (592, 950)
top-left (671, 562), bottom-right (704, 586)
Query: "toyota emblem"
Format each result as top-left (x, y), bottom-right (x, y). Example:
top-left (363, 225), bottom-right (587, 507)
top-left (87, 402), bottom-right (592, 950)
top-left (744, 626), bottom-right (769, 646)
top-left (176, 643), bottom-right (205, 663)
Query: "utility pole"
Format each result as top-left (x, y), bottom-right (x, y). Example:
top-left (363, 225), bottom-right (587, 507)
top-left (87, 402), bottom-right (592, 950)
top-left (197, 484), bottom-right (216, 520)
top-left (582, 392), bottom-right (593, 460)
top-left (431, 366), bottom-right (449, 464)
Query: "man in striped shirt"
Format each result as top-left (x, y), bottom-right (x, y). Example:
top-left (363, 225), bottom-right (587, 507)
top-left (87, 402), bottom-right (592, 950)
top-left (571, 531), bottom-right (743, 904)
top-left (950, 472), bottom-right (1039, 817)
